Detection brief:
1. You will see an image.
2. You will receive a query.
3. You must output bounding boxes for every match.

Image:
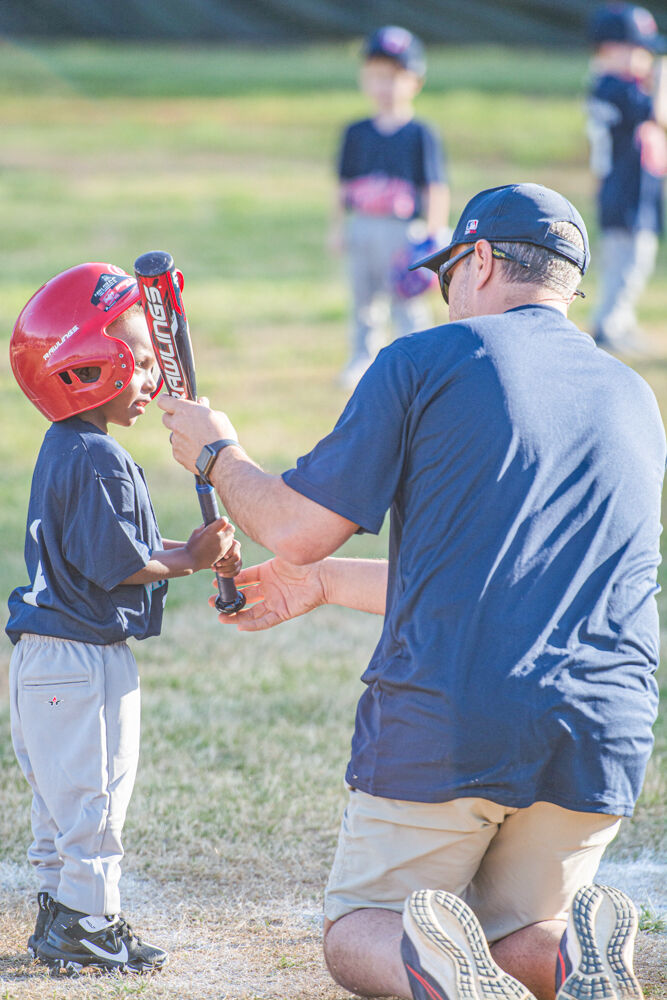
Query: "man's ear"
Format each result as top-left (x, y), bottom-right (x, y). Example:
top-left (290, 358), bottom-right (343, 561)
top-left (473, 240), bottom-right (495, 290)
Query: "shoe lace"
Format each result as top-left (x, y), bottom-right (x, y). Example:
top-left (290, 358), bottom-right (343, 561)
top-left (113, 915), bottom-right (141, 946)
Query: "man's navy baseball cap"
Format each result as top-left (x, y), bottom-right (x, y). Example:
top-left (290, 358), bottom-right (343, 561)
top-left (589, 3), bottom-right (666, 52)
top-left (411, 183), bottom-right (591, 275)
top-left (364, 26), bottom-right (427, 76)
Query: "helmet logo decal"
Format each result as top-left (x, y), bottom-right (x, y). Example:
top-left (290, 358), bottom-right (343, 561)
top-left (43, 325), bottom-right (79, 361)
top-left (91, 273), bottom-right (135, 312)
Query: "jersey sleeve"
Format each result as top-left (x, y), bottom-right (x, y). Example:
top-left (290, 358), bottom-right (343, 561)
top-left (61, 473), bottom-right (152, 591)
top-left (282, 344), bottom-right (420, 533)
top-left (594, 75), bottom-right (654, 128)
top-left (419, 123), bottom-right (447, 185)
top-left (337, 123), bottom-right (356, 180)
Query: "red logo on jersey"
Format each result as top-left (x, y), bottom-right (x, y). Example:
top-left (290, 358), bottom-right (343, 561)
top-left (344, 175), bottom-right (417, 219)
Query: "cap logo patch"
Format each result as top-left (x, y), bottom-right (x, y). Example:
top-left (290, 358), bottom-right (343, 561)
top-left (633, 8), bottom-right (657, 34)
top-left (464, 219), bottom-right (479, 235)
top-left (379, 26), bottom-right (411, 53)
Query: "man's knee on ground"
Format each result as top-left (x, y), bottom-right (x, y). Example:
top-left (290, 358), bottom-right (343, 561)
top-left (323, 915), bottom-right (348, 987)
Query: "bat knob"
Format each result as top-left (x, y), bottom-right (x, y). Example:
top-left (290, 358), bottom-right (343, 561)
top-left (215, 590), bottom-right (247, 616)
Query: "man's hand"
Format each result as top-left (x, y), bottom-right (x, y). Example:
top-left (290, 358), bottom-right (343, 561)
top-left (212, 557), bottom-right (327, 631)
top-left (158, 395), bottom-right (239, 473)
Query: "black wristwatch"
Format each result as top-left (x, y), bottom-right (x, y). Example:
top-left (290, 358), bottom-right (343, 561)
top-left (195, 438), bottom-right (239, 486)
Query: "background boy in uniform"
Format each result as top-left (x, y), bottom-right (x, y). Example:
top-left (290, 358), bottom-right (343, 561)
top-left (330, 25), bottom-right (449, 389)
top-left (587, 2), bottom-right (667, 353)
top-left (6, 262), bottom-right (240, 974)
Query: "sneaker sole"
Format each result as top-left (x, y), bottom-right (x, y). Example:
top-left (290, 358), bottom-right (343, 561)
top-left (43, 956), bottom-right (165, 977)
top-left (558, 884), bottom-right (642, 1000)
top-left (404, 890), bottom-right (536, 1000)
top-left (38, 945), bottom-right (167, 976)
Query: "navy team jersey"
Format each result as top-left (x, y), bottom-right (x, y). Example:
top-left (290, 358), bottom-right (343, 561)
top-left (6, 417), bottom-right (167, 645)
top-left (282, 306), bottom-right (665, 817)
top-left (338, 118), bottom-right (446, 220)
top-left (588, 73), bottom-right (664, 233)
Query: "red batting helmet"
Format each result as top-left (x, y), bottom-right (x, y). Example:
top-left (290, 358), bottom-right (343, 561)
top-left (10, 262), bottom-right (147, 421)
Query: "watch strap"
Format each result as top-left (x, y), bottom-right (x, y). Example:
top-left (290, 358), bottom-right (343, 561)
top-left (195, 438), bottom-right (240, 485)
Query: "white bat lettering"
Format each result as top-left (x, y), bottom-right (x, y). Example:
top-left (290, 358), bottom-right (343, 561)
top-left (143, 285), bottom-right (186, 395)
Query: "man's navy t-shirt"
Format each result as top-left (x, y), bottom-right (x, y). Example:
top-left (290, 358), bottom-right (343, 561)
top-left (283, 306), bottom-right (664, 817)
top-left (588, 74), bottom-right (664, 234)
top-left (6, 416), bottom-right (167, 645)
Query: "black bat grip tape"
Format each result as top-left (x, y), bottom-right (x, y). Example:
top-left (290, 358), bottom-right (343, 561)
top-left (195, 477), bottom-right (246, 615)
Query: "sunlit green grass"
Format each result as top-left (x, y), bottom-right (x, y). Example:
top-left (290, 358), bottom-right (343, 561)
top-left (0, 40), bottom-right (590, 99)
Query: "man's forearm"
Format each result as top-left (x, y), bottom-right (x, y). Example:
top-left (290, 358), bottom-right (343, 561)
top-left (209, 446), bottom-right (287, 546)
top-left (322, 557), bottom-right (388, 614)
top-left (210, 446), bottom-right (357, 564)
top-left (157, 395), bottom-right (359, 563)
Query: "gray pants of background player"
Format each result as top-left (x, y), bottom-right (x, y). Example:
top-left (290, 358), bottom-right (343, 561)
top-left (345, 214), bottom-right (432, 369)
top-left (592, 227), bottom-right (659, 348)
top-left (9, 634), bottom-right (140, 916)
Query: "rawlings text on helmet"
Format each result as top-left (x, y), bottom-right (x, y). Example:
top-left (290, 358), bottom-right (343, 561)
top-left (43, 326), bottom-right (79, 361)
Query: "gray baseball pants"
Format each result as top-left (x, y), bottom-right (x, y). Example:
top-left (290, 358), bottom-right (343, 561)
top-left (345, 214), bottom-right (433, 367)
top-left (9, 634), bottom-right (140, 916)
top-left (592, 228), bottom-right (659, 347)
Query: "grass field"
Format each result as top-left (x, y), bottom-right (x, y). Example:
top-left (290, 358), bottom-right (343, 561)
top-left (0, 39), bottom-right (665, 999)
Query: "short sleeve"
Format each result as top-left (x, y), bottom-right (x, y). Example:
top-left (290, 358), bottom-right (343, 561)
top-left (337, 124), bottom-right (355, 179)
top-left (282, 344), bottom-right (420, 533)
top-left (420, 123), bottom-right (447, 185)
top-left (596, 76), bottom-right (654, 128)
top-left (62, 474), bottom-right (151, 590)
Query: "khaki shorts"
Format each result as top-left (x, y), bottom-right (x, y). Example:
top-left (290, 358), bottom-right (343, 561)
top-left (324, 787), bottom-right (621, 942)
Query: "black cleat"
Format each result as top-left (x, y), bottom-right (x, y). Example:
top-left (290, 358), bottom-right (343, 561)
top-left (27, 891), bottom-right (55, 958)
top-left (36, 902), bottom-right (168, 974)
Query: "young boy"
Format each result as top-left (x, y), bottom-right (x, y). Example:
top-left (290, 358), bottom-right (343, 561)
top-left (330, 25), bottom-right (449, 389)
top-left (587, 3), bottom-right (667, 353)
top-left (6, 262), bottom-right (240, 974)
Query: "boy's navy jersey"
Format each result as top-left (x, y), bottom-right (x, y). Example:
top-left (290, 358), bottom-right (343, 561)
top-left (282, 306), bottom-right (665, 817)
top-left (7, 416), bottom-right (167, 645)
top-left (588, 73), bottom-right (664, 233)
top-left (338, 118), bottom-right (446, 219)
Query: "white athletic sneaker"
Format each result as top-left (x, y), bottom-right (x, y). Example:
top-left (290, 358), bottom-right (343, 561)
top-left (401, 889), bottom-right (537, 1000)
top-left (556, 884), bottom-right (643, 999)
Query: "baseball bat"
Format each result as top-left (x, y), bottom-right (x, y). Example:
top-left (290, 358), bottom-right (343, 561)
top-left (134, 250), bottom-right (246, 615)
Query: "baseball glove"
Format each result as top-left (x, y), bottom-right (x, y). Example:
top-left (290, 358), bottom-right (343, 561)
top-left (390, 236), bottom-right (439, 299)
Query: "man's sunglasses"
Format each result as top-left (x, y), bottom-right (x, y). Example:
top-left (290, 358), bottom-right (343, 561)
top-left (437, 244), bottom-right (585, 304)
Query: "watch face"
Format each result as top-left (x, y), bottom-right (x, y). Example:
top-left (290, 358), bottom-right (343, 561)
top-left (196, 439), bottom-right (236, 481)
top-left (196, 445), bottom-right (214, 477)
